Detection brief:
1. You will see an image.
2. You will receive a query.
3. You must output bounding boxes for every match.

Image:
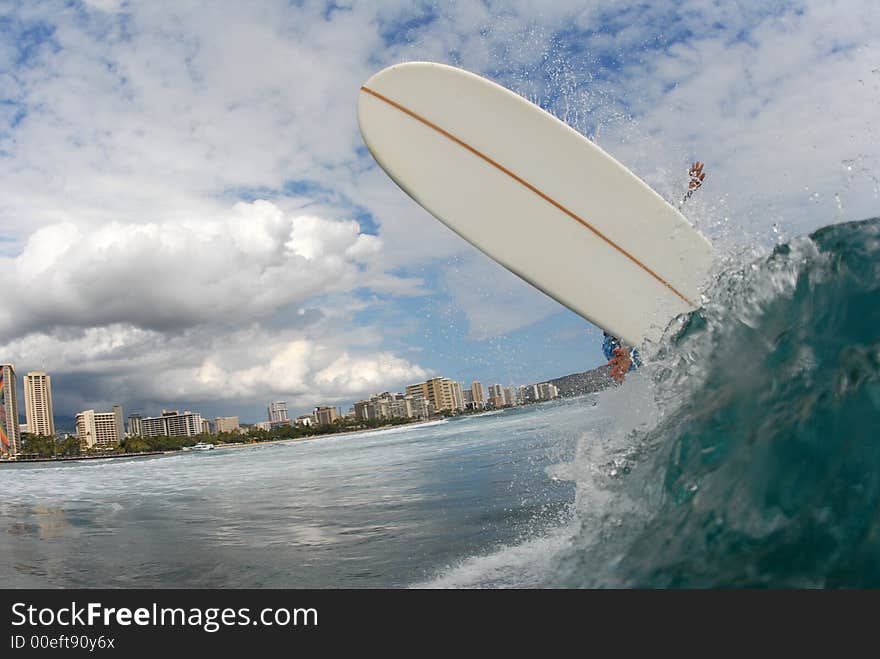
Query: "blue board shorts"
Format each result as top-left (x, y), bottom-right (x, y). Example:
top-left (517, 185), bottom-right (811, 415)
top-left (602, 333), bottom-right (641, 368)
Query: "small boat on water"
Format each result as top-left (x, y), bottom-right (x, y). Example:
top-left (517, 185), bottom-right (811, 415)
top-left (183, 442), bottom-right (216, 452)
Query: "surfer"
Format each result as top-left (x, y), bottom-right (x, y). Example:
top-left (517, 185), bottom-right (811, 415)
top-left (605, 161), bottom-right (707, 382)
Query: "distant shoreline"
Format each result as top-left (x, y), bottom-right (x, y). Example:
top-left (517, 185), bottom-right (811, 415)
top-left (213, 417), bottom-right (448, 451)
top-left (0, 418), bottom-right (447, 465)
top-left (0, 450), bottom-right (166, 465)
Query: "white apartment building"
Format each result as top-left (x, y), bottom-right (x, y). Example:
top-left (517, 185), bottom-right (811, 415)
top-left (127, 413), bottom-right (144, 437)
top-left (76, 409), bottom-right (120, 450)
top-left (314, 406), bottom-right (339, 425)
top-left (24, 371), bottom-right (55, 437)
top-left (451, 381), bottom-right (464, 412)
top-left (214, 416), bottom-right (241, 434)
top-left (268, 401), bottom-right (289, 425)
top-left (141, 410), bottom-right (204, 438)
top-left (536, 383), bottom-right (559, 401)
top-left (407, 377), bottom-right (463, 413)
top-left (470, 381), bottom-right (485, 409)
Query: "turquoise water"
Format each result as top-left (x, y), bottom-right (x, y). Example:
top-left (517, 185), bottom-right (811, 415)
top-left (550, 217), bottom-right (880, 587)
top-left (2, 218), bottom-right (879, 587)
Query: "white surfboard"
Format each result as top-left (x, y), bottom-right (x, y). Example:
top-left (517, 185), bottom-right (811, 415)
top-left (357, 62), bottom-right (714, 346)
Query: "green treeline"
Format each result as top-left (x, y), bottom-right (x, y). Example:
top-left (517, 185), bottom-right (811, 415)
top-left (18, 415), bottom-right (418, 459)
top-left (19, 433), bottom-right (82, 458)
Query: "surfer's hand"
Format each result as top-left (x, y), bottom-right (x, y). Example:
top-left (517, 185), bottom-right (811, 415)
top-left (688, 161), bottom-right (706, 191)
top-left (609, 347), bottom-right (632, 383)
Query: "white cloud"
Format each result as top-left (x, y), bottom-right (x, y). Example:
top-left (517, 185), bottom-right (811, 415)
top-left (314, 351), bottom-right (430, 396)
top-left (195, 339), bottom-right (428, 402)
top-left (0, 321), bottom-right (429, 418)
top-left (0, 200), bottom-right (407, 340)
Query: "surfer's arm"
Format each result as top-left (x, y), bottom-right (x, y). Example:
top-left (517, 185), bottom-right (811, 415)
top-left (603, 333), bottom-right (633, 382)
top-left (679, 160), bottom-right (706, 207)
top-left (609, 346), bottom-right (632, 383)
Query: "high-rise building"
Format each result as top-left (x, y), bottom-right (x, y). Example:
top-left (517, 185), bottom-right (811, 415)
top-left (127, 413), bottom-right (144, 437)
top-left (488, 384), bottom-right (505, 408)
top-left (314, 406), bottom-right (339, 426)
top-left (354, 392), bottom-right (419, 422)
top-left (370, 393), bottom-right (394, 420)
top-left (76, 410), bottom-right (120, 450)
top-left (405, 382), bottom-right (429, 401)
top-left (24, 371), bottom-right (55, 437)
top-left (267, 401), bottom-right (289, 425)
top-left (470, 381), bottom-right (485, 409)
top-left (214, 416), bottom-right (240, 434)
top-left (0, 364), bottom-right (21, 458)
top-left (427, 377), bottom-right (456, 412)
top-left (451, 381), bottom-right (465, 412)
top-left (353, 399), bottom-right (372, 421)
top-left (407, 377), bottom-right (464, 413)
top-left (389, 394), bottom-right (418, 420)
top-left (140, 410), bottom-right (204, 438)
top-left (536, 383), bottom-right (559, 401)
top-left (503, 387), bottom-right (517, 406)
top-left (201, 419), bottom-right (212, 435)
top-left (410, 397), bottom-right (434, 419)
top-left (112, 404), bottom-right (124, 444)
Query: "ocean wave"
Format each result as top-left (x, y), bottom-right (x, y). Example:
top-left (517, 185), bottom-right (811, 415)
top-left (428, 217), bottom-right (880, 588)
top-left (549, 217), bottom-right (880, 587)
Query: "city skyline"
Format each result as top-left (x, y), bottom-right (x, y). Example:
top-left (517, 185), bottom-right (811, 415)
top-left (0, 362), bottom-right (566, 446)
top-left (0, 355), bottom-right (579, 428)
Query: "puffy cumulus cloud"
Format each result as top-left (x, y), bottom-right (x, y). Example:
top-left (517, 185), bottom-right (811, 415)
top-left (0, 1), bottom-right (390, 237)
top-left (0, 324), bottom-right (160, 377)
top-left (0, 200), bottom-right (407, 341)
top-left (314, 352), bottom-right (430, 396)
top-left (195, 343), bottom-right (429, 412)
top-left (195, 341), bottom-right (430, 403)
top-left (0, 322), bottom-right (430, 418)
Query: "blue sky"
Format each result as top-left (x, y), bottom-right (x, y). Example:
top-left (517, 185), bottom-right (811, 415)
top-left (0, 0), bottom-right (877, 423)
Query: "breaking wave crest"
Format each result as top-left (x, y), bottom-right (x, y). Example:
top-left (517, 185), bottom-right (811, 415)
top-left (432, 217), bottom-right (880, 587)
